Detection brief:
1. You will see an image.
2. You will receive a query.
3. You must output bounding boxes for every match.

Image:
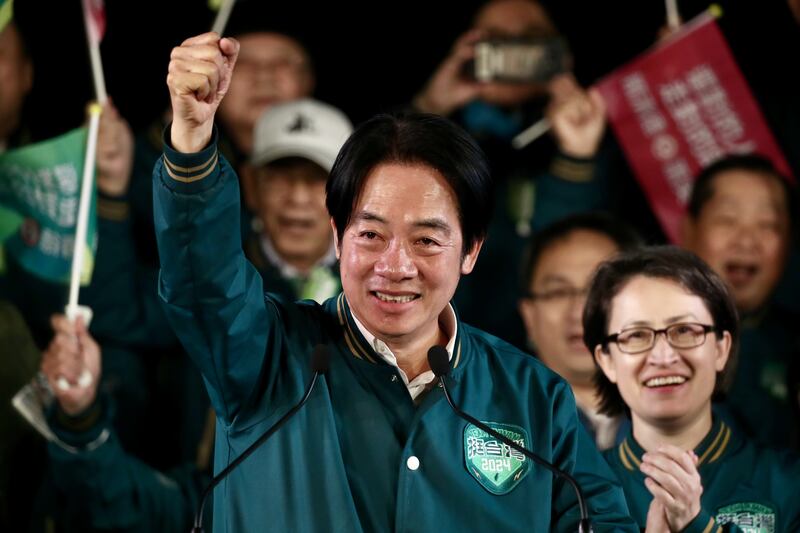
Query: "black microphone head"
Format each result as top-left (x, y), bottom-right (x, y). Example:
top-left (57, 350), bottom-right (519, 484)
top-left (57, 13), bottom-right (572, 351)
top-left (311, 345), bottom-right (331, 374)
top-left (427, 346), bottom-right (450, 377)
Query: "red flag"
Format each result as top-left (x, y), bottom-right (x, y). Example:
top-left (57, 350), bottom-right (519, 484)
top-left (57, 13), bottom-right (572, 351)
top-left (595, 10), bottom-right (792, 243)
top-left (82, 0), bottom-right (105, 44)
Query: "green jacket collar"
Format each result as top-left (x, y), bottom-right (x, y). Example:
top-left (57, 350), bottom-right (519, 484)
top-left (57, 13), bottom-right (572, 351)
top-left (616, 417), bottom-right (734, 472)
top-left (333, 293), bottom-right (468, 377)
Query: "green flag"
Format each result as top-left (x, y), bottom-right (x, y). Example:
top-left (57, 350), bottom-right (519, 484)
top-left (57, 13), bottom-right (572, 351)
top-left (0, 127), bottom-right (97, 284)
top-left (0, 0), bottom-right (13, 33)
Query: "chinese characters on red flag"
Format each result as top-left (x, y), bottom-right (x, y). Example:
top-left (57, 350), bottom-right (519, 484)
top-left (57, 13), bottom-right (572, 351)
top-left (595, 11), bottom-right (792, 242)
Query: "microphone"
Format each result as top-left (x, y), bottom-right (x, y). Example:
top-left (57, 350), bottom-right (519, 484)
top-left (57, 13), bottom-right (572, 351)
top-left (191, 344), bottom-right (331, 532)
top-left (427, 346), bottom-right (592, 533)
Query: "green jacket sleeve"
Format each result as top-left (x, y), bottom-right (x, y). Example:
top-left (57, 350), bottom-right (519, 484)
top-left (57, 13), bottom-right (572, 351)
top-left (682, 509), bottom-right (724, 533)
top-left (153, 126), bottom-right (273, 426)
top-left (549, 381), bottom-right (638, 532)
top-left (46, 397), bottom-right (206, 532)
top-left (531, 151), bottom-right (609, 233)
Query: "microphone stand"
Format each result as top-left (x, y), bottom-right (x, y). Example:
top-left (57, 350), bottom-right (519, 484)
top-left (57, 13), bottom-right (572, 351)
top-left (191, 345), bottom-right (330, 532)
top-left (429, 346), bottom-right (592, 533)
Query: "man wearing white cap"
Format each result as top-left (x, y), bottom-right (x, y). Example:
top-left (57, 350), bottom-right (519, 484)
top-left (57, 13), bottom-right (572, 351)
top-left (242, 99), bottom-right (352, 303)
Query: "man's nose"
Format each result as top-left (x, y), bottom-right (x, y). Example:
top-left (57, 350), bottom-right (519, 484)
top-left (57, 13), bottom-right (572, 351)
top-left (374, 240), bottom-right (417, 280)
top-left (287, 180), bottom-right (313, 204)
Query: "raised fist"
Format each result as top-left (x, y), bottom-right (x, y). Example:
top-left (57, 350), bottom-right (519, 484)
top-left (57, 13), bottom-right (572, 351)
top-left (167, 32), bottom-right (240, 153)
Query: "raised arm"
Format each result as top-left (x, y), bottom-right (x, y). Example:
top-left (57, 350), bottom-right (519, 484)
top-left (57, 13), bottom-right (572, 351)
top-left (154, 33), bottom-right (274, 424)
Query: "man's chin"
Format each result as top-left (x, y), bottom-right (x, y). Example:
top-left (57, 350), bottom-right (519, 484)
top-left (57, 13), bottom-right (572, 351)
top-left (480, 85), bottom-right (547, 107)
top-left (727, 283), bottom-right (769, 313)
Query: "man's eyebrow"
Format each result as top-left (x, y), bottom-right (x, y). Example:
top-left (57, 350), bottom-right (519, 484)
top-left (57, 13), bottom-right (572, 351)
top-left (353, 211), bottom-right (387, 224)
top-left (352, 213), bottom-right (452, 235)
top-left (537, 274), bottom-right (572, 285)
top-left (412, 218), bottom-right (452, 235)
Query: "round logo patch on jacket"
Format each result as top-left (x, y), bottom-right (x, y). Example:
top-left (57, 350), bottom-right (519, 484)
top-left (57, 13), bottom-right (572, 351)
top-left (716, 502), bottom-right (776, 533)
top-left (464, 422), bottom-right (531, 495)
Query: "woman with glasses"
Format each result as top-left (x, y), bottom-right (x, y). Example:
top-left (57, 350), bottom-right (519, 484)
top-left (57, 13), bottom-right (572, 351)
top-left (583, 246), bottom-right (800, 532)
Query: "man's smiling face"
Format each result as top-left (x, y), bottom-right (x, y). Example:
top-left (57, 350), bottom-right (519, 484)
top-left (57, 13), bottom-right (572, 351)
top-left (336, 162), bottom-right (481, 345)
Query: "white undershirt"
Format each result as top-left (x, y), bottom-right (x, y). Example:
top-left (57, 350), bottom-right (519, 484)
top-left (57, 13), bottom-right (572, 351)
top-left (582, 408), bottom-right (622, 451)
top-left (351, 303), bottom-right (457, 400)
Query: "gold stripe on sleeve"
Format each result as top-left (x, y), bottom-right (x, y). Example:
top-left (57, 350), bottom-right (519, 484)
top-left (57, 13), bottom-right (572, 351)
top-left (163, 150), bottom-right (218, 174)
top-left (163, 153), bottom-right (218, 183)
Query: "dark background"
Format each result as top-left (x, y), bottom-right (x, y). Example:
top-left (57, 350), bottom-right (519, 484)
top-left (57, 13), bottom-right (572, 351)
top-left (11, 0), bottom-right (800, 170)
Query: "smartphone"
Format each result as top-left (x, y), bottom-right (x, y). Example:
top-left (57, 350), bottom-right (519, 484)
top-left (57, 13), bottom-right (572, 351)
top-left (469, 37), bottom-right (569, 83)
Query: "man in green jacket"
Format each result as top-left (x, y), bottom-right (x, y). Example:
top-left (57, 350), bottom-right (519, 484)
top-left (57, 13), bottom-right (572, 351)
top-left (149, 31), bottom-right (636, 532)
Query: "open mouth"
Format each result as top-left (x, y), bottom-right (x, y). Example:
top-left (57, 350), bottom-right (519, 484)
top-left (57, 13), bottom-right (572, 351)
top-left (723, 261), bottom-right (759, 288)
top-left (644, 375), bottom-right (688, 388)
top-left (279, 217), bottom-right (315, 230)
top-left (372, 291), bottom-right (420, 304)
top-left (250, 96), bottom-right (276, 108)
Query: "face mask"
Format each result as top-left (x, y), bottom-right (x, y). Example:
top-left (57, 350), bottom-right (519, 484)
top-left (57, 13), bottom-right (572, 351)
top-left (461, 100), bottom-right (524, 141)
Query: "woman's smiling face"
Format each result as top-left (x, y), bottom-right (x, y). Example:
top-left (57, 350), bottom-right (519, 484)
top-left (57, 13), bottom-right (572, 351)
top-left (595, 275), bottom-right (731, 429)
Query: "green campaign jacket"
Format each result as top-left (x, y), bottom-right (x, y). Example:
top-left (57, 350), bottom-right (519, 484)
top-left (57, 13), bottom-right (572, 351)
top-left (153, 129), bottom-right (637, 533)
top-left (603, 418), bottom-right (800, 532)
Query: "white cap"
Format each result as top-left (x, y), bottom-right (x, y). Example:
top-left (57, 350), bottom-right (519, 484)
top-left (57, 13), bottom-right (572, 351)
top-left (251, 98), bottom-right (353, 172)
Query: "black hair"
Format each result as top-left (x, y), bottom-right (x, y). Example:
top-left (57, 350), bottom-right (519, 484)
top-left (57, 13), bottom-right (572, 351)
top-left (687, 154), bottom-right (797, 238)
top-left (520, 211), bottom-right (643, 295)
top-left (583, 246), bottom-right (739, 417)
top-left (223, 4), bottom-right (314, 72)
top-left (326, 112), bottom-right (493, 256)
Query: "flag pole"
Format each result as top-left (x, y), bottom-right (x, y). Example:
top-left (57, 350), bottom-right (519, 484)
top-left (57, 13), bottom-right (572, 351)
top-left (65, 103), bottom-right (101, 327)
top-left (512, 118), bottom-right (551, 150)
top-left (665, 0), bottom-right (681, 30)
top-left (81, 0), bottom-right (107, 104)
top-left (87, 44), bottom-right (107, 104)
top-left (211, 0), bottom-right (235, 35)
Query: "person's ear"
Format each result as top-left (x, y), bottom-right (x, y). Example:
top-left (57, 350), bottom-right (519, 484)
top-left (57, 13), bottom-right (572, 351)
top-left (460, 239), bottom-right (484, 275)
top-left (714, 330), bottom-right (732, 372)
top-left (594, 344), bottom-right (617, 383)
